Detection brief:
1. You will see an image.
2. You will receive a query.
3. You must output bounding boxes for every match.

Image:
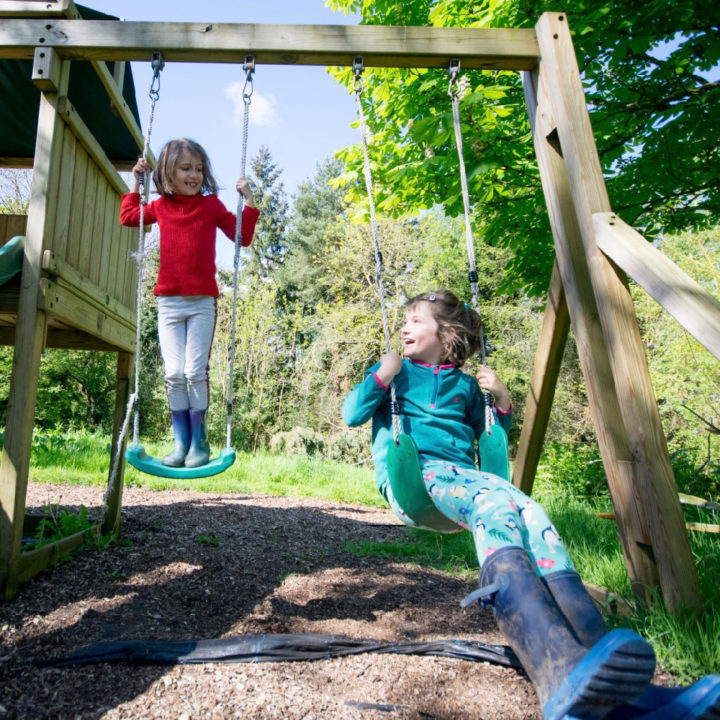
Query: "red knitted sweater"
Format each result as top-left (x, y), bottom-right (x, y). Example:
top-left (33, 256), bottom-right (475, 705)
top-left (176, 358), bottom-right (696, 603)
top-left (119, 192), bottom-right (260, 297)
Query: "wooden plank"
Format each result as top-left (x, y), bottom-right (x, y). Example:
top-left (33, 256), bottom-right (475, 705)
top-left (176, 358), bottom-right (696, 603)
top-left (42, 250), bottom-right (135, 326)
top-left (106, 199), bottom-right (123, 301)
top-left (111, 205), bottom-right (138, 311)
top-left (88, 165), bottom-right (108, 285)
top-left (102, 351), bottom-right (132, 536)
top-left (585, 583), bottom-right (633, 618)
top-left (122, 226), bottom-right (140, 310)
top-left (0, 0), bottom-right (76, 18)
top-left (0, 320), bottom-right (126, 350)
top-left (77, 154), bottom-right (97, 278)
top-left (50, 122), bottom-right (76, 260)
top-left (45, 329), bottom-right (123, 351)
top-left (597, 513), bottom-right (720, 535)
top-left (56, 96), bottom-right (128, 196)
top-left (65, 140), bottom-right (87, 268)
top-left (512, 260), bottom-right (569, 495)
top-left (594, 212), bottom-right (720, 362)
top-left (679, 493), bottom-right (720, 512)
top-left (0, 62), bottom-right (69, 600)
top-left (31, 45), bottom-right (62, 91)
top-left (89, 59), bottom-right (145, 154)
top-left (0, 214), bottom-right (27, 241)
top-left (0, 19), bottom-right (541, 70)
top-left (38, 277), bottom-right (135, 351)
top-left (533, 12), bottom-right (701, 613)
top-left (0, 157), bottom-right (33, 168)
top-left (96, 182), bottom-right (113, 293)
top-left (17, 523), bottom-right (99, 586)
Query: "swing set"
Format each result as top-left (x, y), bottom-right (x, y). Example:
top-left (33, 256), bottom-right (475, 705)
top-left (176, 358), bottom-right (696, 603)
top-left (117, 53), bottom-right (256, 481)
top-left (2, 3), bottom-right (719, 615)
top-left (352, 57), bottom-right (509, 533)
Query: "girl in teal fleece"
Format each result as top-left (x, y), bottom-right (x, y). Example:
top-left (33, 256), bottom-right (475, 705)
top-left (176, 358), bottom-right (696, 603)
top-left (342, 289), bottom-right (572, 575)
top-left (343, 290), bottom-right (720, 720)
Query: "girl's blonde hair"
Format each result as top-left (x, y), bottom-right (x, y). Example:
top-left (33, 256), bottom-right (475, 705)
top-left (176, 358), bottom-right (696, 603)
top-left (152, 138), bottom-right (219, 196)
top-left (406, 289), bottom-right (483, 367)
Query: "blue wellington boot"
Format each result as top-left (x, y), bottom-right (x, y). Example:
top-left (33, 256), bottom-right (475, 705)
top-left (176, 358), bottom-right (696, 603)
top-left (185, 409), bottom-right (210, 468)
top-left (466, 547), bottom-right (655, 720)
top-left (162, 410), bottom-right (190, 467)
top-left (543, 570), bottom-right (720, 720)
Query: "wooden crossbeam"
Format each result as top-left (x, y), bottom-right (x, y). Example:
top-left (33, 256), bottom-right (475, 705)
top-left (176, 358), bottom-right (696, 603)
top-left (0, 19), bottom-right (540, 69)
top-left (594, 212), bottom-right (720, 362)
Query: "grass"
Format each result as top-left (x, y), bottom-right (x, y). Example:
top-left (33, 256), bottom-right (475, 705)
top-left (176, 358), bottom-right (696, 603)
top-left (19, 429), bottom-right (720, 681)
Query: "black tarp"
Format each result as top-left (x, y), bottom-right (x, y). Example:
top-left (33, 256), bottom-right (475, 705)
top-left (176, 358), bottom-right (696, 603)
top-left (0, 5), bottom-right (142, 164)
top-left (35, 633), bottom-right (522, 669)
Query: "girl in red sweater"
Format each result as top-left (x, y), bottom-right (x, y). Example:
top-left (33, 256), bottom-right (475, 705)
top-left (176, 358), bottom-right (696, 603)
top-left (120, 138), bottom-right (259, 468)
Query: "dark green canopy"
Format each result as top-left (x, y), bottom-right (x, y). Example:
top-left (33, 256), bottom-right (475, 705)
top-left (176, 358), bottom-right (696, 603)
top-left (0, 5), bottom-right (142, 165)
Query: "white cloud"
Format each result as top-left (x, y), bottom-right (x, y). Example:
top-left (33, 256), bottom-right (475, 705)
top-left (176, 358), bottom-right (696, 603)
top-left (225, 82), bottom-right (279, 128)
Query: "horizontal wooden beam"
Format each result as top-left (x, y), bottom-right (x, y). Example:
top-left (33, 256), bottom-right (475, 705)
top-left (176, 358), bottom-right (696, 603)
top-left (0, 19), bottom-right (540, 70)
top-left (0, 0), bottom-right (78, 18)
top-left (594, 212), bottom-right (720, 362)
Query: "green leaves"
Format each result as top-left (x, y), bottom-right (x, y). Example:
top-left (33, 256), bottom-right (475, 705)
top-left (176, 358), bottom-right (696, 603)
top-left (327, 0), bottom-right (720, 297)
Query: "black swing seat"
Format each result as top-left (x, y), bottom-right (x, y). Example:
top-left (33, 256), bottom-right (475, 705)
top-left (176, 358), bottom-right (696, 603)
top-left (125, 445), bottom-right (236, 479)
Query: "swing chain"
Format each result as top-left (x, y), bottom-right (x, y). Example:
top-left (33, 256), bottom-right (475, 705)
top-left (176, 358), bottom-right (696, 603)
top-left (149, 51), bottom-right (164, 101)
top-left (352, 56), bottom-right (364, 94)
top-left (243, 55), bottom-right (255, 104)
top-left (448, 58), bottom-right (460, 96)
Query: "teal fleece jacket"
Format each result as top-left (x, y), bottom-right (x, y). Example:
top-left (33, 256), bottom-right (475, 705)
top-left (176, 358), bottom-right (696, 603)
top-left (342, 358), bottom-right (512, 495)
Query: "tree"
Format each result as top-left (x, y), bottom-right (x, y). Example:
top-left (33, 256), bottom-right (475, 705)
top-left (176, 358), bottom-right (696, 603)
top-left (631, 227), bottom-right (720, 493)
top-left (0, 168), bottom-right (32, 214)
top-left (34, 350), bottom-right (119, 432)
top-left (275, 156), bottom-right (348, 308)
top-left (243, 146), bottom-right (289, 279)
top-left (327, 0), bottom-right (720, 297)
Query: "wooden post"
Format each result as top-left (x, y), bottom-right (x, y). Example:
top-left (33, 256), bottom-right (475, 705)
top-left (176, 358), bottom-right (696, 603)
top-left (522, 67), bottom-right (658, 605)
top-left (0, 51), bottom-right (70, 600)
top-left (102, 351), bottom-right (132, 536)
top-left (528, 12), bottom-right (702, 613)
top-left (512, 260), bottom-right (569, 495)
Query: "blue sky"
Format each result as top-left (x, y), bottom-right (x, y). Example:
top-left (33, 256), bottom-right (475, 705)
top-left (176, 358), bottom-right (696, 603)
top-left (87, 1), bottom-right (362, 267)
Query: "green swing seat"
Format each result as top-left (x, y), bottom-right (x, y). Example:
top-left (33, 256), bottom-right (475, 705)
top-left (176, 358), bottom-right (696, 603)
top-left (386, 423), bottom-right (510, 533)
top-left (0, 236), bottom-right (24, 285)
top-left (126, 445), bottom-right (236, 479)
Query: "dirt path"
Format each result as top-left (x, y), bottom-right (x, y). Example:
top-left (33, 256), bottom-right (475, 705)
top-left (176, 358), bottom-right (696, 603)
top-left (0, 482), bottom-right (654, 719)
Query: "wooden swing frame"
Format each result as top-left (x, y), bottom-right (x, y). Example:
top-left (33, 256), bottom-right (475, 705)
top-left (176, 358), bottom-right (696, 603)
top-left (1, 1), bottom-right (719, 612)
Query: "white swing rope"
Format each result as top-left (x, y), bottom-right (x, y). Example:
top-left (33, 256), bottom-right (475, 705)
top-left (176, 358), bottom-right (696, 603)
top-left (225, 56), bottom-right (254, 450)
top-left (106, 54), bottom-right (250, 496)
top-left (353, 58), bottom-right (403, 444)
top-left (448, 59), bottom-right (495, 431)
top-left (105, 52), bottom-right (164, 500)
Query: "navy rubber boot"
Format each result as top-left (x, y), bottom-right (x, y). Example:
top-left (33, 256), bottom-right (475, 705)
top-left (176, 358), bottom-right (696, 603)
top-left (474, 547), bottom-right (655, 720)
top-left (543, 570), bottom-right (720, 720)
top-left (185, 409), bottom-right (210, 468)
top-left (162, 410), bottom-right (190, 467)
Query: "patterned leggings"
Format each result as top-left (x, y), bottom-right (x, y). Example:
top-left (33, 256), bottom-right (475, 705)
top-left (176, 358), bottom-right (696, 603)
top-left (386, 460), bottom-right (574, 577)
